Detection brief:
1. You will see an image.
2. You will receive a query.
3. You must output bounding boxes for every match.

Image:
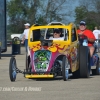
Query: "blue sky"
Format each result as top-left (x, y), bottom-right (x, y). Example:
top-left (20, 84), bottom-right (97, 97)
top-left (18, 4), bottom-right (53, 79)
top-left (66, 0), bottom-right (79, 22)
top-left (7, 0), bottom-right (80, 24)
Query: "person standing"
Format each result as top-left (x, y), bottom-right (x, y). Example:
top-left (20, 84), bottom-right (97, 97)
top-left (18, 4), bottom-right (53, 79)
top-left (77, 20), bottom-right (96, 57)
top-left (22, 23), bottom-right (30, 52)
top-left (93, 26), bottom-right (100, 39)
top-left (92, 26), bottom-right (100, 52)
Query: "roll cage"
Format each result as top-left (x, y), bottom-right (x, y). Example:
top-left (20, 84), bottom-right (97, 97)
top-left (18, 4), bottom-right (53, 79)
top-left (28, 22), bottom-right (78, 46)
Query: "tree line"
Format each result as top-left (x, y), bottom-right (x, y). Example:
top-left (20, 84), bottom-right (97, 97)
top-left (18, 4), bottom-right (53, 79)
top-left (7, 0), bottom-right (100, 35)
top-left (75, 0), bottom-right (100, 30)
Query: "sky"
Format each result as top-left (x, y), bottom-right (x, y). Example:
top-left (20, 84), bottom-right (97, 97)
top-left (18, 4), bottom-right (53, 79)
top-left (66, 0), bottom-right (79, 22)
top-left (6, 0), bottom-right (80, 24)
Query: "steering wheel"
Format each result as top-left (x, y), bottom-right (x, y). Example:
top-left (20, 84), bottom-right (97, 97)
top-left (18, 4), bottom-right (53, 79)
top-left (78, 34), bottom-right (88, 46)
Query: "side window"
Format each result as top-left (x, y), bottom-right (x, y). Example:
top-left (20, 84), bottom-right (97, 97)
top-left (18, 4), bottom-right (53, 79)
top-left (59, 28), bottom-right (64, 37)
top-left (46, 29), bottom-right (53, 39)
top-left (71, 28), bottom-right (77, 42)
top-left (32, 29), bottom-right (41, 41)
top-left (31, 24), bottom-right (41, 41)
top-left (65, 29), bottom-right (69, 40)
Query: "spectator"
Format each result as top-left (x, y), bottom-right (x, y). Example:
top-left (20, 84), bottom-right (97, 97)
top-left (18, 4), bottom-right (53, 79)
top-left (77, 20), bottom-right (96, 57)
top-left (22, 23), bottom-right (30, 52)
top-left (93, 26), bottom-right (100, 39)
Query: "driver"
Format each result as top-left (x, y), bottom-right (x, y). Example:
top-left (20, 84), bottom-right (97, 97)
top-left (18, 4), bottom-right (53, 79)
top-left (49, 28), bottom-right (64, 40)
top-left (77, 20), bottom-right (96, 57)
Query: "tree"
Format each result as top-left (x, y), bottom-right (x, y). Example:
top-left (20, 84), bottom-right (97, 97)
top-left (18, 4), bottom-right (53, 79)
top-left (7, 0), bottom-right (76, 33)
top-left (75, 6), bottom-right (88, 24)
top-left (75, 0), bottom-right (100, 30)
top-left (38, 0), bottom-right (72, 24)
top-left (7, 0), bottom-right (40, 33)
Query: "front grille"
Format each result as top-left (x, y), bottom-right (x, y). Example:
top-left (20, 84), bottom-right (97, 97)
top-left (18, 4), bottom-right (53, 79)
top-left (34, 50), bottom-right (51, 72)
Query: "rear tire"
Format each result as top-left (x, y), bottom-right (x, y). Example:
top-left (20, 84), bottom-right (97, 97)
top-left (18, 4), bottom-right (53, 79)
top-left (79, 46), bottom-right (90, 78)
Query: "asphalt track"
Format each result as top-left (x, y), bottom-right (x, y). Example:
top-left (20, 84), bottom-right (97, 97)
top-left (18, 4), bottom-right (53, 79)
top-left (0, 47), bottom-right (100, 100)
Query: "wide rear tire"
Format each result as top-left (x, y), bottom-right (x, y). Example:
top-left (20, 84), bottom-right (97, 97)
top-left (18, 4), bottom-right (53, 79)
top-left (79, 46), bottom-right (90, 78)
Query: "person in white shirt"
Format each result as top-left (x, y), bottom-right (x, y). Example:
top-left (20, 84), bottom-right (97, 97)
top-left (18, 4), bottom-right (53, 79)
top-left (49, 28), bottom-right (64, 40)
top-left (22, 23), bottom-right (30, 52)
top-left (93, 26), bottom-right (100, 39)
top-left (93, 26), bottom-right (100, 52)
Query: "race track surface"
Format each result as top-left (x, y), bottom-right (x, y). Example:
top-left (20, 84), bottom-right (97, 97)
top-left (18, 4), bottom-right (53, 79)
top-left (0, 47), bottom-right (100, 100)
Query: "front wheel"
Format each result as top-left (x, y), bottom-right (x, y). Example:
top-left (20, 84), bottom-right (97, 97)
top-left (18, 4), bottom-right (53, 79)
top-left (62, 56), bottom-right (69, 81)
top-left (25, 53), bottom-right (30, 72)
top-left (96, 59), bottom-right (100, 75)
top-left (92, 58), bottom-right (100, 75)
top-left (9, 57), bottom-right (17, 82)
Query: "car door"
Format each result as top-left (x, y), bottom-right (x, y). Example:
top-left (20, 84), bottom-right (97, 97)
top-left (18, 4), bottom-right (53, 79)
top-left (70, 27), bottom-right (79, 72)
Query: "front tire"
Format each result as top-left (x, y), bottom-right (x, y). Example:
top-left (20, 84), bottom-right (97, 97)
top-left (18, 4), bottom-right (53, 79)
top-left (92, 58), bottom-right (100, 75)
top-left (62, 56), bottom-right (69, 81)
top-left (9, 57), bottom-right (17, 82)
top-left (25, 53), bottom-right (30, 72)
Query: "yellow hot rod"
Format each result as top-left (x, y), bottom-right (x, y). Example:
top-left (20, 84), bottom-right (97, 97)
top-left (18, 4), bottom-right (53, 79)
top-left (9, 22), bottom-right (94, 81)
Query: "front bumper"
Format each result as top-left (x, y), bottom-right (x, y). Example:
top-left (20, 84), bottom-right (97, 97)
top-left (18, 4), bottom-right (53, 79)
top-left (25, 74), bottom-right (54, 78)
